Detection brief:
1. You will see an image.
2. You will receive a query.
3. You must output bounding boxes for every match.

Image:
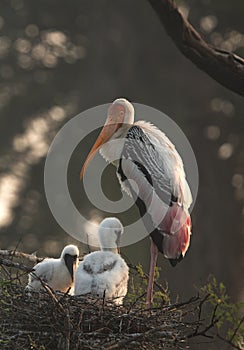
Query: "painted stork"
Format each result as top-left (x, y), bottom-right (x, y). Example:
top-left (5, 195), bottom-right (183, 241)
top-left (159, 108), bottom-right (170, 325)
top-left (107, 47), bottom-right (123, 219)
top-left (74, 217), bottom-right (129, 305)
top-left (80, 98), bottom-right (192, 308)
top-left (26, 244), bottom-right (79, 293)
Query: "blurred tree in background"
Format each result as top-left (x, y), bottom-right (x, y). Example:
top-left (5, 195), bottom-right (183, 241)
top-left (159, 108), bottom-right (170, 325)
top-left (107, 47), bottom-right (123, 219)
top-left (0, 0), bottom-right (243, 341)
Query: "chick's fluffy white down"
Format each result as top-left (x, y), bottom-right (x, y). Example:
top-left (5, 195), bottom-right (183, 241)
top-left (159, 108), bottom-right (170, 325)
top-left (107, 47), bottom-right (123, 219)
top-left (74, 251), bottom-right (129, 305)
top-left (26, 258), bottom-right (72, 292)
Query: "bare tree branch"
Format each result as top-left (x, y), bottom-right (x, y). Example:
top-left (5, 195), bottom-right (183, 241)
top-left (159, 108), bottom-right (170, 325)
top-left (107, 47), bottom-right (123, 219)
top-left (0, 257), bottom-right (32, 272)
top-left (147, 0), bottom-right (244, 97)
top-left (0, 249), bottom-right (43, 263)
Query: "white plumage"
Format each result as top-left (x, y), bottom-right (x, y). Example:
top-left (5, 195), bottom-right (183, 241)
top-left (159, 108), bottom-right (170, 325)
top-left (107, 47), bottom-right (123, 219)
top-left (74, 218), bottom-right (129, 305)
top-left (26, 244), bottom-right (79, 293)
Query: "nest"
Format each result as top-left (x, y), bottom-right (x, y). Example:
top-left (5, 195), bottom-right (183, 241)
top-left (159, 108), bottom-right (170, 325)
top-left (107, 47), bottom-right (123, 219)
top-left (0, 253), bottom-right (205, 350)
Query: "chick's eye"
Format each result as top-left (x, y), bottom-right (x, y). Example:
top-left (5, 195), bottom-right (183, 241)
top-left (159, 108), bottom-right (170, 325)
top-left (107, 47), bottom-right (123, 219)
top-left (119, 111), bottom-right (124, 117)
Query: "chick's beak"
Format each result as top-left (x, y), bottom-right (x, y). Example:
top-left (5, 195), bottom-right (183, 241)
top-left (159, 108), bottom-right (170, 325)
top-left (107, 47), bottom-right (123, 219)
top-left (64, 254), bottom-right (77, 281)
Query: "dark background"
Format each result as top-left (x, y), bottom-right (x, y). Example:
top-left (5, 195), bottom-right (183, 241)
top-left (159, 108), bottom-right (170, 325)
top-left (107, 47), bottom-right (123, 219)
top-left (0, 0), bottom-right (243, 321)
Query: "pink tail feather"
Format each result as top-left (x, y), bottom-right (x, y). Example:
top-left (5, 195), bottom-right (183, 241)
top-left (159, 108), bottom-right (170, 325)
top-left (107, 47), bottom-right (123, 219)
top-left (160, 204), bottom-right (192, 259)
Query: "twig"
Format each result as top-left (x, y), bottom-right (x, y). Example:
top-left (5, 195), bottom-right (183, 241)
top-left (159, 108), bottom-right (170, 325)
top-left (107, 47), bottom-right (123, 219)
top-left (217, 333), bottom-right (243, 350)
top-left (187, 296), bottom-right (219, 339)
top-left (127, 291), bottom-right (147, 311)
top-left (128, 263), bottom-right (168, 294)
top-left (103, 323), bottom-right (181, 350)
top-left (0, 249), bottom-right (43, 263)
top-left (187, 293), bottom-right (210, 337)
top-left (229, 316), bottom-right (244, 345)
top-left (0, 257), bottom-right (32, 272)
top-left (64, 306), bottom-right (71, 350)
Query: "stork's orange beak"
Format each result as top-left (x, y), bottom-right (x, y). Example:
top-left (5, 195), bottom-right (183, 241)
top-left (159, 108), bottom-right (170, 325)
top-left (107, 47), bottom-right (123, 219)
top-left (80, 118), bottom-right (120, 180)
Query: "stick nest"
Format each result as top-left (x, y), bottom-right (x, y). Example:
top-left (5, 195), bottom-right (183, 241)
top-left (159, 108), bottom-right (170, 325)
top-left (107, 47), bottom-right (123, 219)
top-left (0, 254), bottom-right (202, 350)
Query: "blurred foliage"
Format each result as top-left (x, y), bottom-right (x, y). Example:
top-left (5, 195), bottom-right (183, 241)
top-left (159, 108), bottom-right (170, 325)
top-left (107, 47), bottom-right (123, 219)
top-left (126, 264), bottom-right (170, 307)
top-left (199, 275), bottom-right (244, 347)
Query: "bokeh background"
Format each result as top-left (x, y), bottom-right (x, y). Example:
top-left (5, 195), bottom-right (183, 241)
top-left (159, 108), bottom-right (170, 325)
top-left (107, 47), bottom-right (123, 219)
top-left (0, 0), bottom-right (243, 320)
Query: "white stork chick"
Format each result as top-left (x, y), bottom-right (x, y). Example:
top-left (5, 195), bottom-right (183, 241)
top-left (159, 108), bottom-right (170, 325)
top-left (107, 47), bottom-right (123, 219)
top-left (80, 98), bottom-right (193, 308)
top-left (26, 244), bottom-right (79, 293)
top-left (74, 218), bottom-right (129, 305)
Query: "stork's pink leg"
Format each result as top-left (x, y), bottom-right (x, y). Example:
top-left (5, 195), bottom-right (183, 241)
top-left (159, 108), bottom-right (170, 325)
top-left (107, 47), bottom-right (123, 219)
top-left (146, 239), bottom-right (159, 309)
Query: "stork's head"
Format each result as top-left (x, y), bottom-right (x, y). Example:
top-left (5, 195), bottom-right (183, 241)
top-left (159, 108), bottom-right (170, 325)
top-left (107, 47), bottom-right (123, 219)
top-left (80, 98), bottom-right (134, 179)
top-left (98, 217), bottom-right (124, 254)
top-left (61, 244), bottom-right (79, 280)
top-left (107, 98), bottom-right (134, 126)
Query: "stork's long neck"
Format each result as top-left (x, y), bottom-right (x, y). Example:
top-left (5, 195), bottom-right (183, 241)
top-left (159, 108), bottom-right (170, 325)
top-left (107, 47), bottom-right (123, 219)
top-left (99, 124), bottom-right (131, 165)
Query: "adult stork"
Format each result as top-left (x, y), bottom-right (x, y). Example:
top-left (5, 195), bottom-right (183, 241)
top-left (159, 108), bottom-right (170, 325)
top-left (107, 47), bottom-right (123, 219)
top-left (74, 217), bottom-right (129, 305)
top-left (80, 98), bottom-right (192, 308)
top-left (26, 244), bottom-right (79, 293)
